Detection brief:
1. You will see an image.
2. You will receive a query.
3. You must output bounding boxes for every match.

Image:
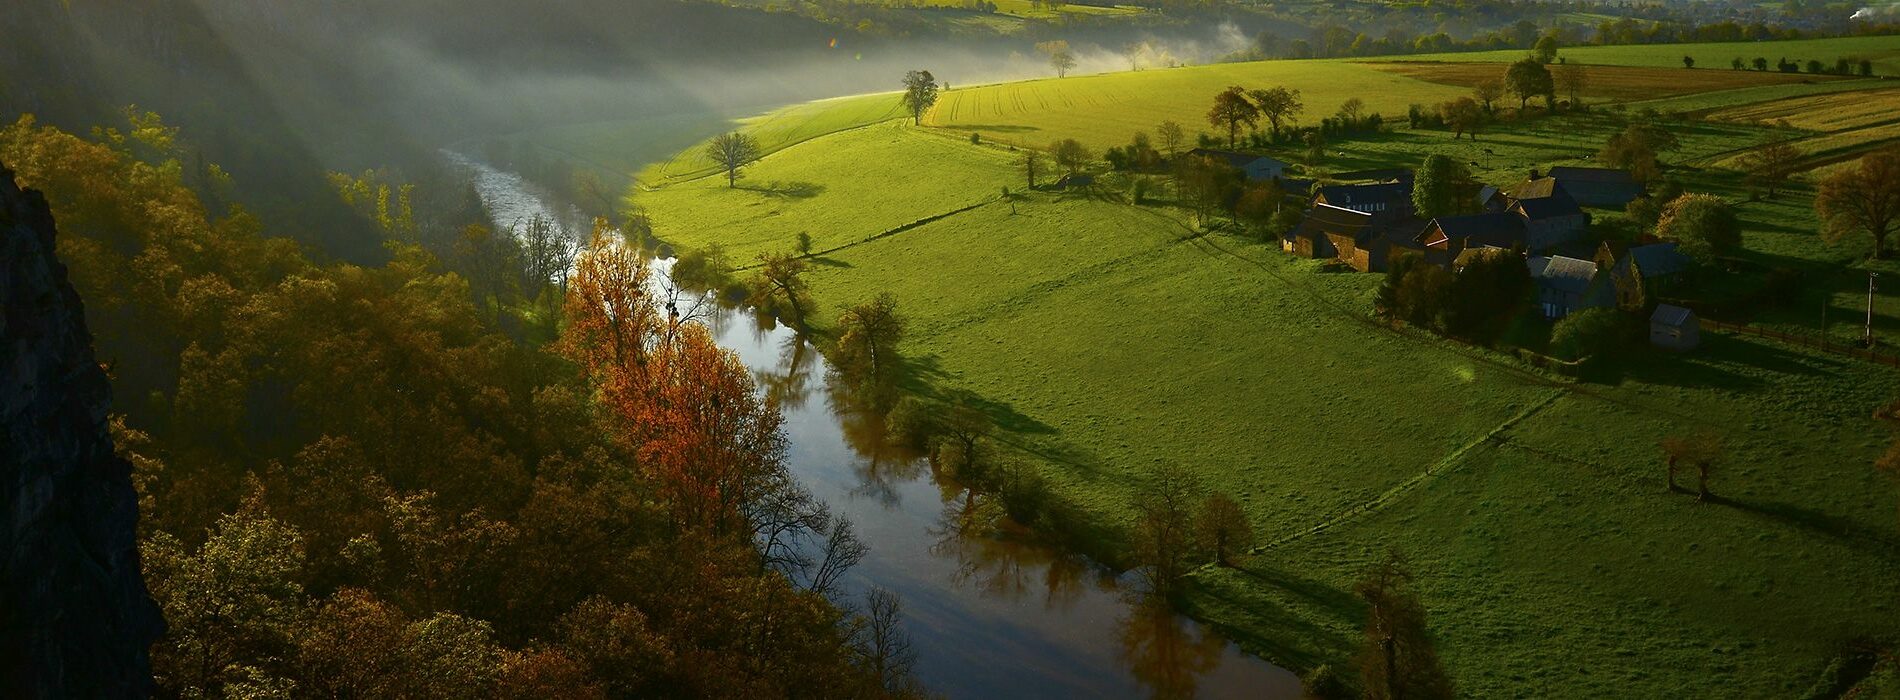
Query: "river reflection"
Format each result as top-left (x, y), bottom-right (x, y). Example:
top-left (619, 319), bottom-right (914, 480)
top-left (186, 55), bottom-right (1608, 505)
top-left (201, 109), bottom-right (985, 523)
top-left (457, 152), bottom-right (1303, 699)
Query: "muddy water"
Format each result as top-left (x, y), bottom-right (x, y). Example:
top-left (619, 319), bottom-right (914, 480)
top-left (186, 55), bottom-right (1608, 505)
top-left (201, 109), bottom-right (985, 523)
top-left (455, 153), bottom-right (1303, 698)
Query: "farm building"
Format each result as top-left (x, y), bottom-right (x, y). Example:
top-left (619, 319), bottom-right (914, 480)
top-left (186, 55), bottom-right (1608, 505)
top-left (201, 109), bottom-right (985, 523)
top-left (1508, 193), bottom-right (1590, 251)
top-left (1650, 304), bottom-right (1701, 350)
top-left (1313, 181), bottom-right (1413, 220)
top-left (1597, 241), bottom-right (1693, 307)
top-left (1529, 255), bottom-right (1614, 318)
top-left (1284, 203), bottom-right (1360, 259)
top-left (1417, 212), bottom-right (1525, 259)
top-left (1547, 166), bottom-right (1644, 208)
top-left (1187, 148), bottom-right (1289, 182)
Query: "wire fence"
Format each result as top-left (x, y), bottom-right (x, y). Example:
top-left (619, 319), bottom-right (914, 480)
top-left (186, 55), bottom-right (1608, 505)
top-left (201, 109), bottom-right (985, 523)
top-left (1700, 318), bottom-right (1900, 368)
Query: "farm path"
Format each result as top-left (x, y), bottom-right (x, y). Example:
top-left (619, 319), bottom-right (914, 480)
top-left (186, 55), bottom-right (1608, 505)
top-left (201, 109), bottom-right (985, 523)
top-left (1251, 388), bottom-right (1569, 552)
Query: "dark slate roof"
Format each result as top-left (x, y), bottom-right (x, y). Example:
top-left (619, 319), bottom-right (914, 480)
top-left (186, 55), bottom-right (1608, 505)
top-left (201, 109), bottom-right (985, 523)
top-left (1316, 181), bottom-right (1411, 210)
top-left (1531, 255), bottom-right (1601, 294)
top-left (1421, 212), bottom-right (1525, 248)
top-left (1549, 166), bottom-right (1637, 185)
top-left (1188, 148), bottom-right (1285, 170)
top-left (1514, 191), bottom-right (1584, 220)
top-left (1294, 203), bottom-right (1373, 240)
top-left (1508, 177), bottom-right (1565, 201)
top-left (1331, 168), bottom-right (1414, 183)
top-left (1652, 303), bottom-right (1696, 327)
top-left (1629, 242), bottom-right (1691, 277)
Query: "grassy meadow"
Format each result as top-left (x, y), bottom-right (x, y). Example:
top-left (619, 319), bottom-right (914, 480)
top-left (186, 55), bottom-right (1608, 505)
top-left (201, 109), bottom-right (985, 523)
top-left (923, 61), bottom-right (1474, 149)
top-left (616, 40), bottom-right (1900, 695)
top-left (1369, 60), bottom-right (1844, 101)
top-left (1407, 34), bottom-right (1900, 74)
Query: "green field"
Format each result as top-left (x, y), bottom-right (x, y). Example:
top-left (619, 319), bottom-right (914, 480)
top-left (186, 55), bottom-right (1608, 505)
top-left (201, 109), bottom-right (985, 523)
top-left (618, 45), bottom-right (1900, 696)
top-left (1407, 35), bottom-right (1900, 74)
top-left (634, 121), bottom-right (1016, 260)
top-left (924, 61), bottom-right (1473, 149)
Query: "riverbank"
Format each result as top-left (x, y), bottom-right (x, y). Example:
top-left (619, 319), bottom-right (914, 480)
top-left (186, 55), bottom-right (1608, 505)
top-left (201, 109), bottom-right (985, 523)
top-left (618, 92), bottom-right (1900, 695)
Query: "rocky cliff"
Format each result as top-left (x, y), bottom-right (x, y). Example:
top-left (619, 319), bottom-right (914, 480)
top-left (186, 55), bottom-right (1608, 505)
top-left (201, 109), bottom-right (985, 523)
top-left (0, 164), bottom-right (162, 697)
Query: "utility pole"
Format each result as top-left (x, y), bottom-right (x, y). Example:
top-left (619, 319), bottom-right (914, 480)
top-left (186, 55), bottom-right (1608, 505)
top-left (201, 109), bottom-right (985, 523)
top-left (1866, 272), bottom-right (1879, 347)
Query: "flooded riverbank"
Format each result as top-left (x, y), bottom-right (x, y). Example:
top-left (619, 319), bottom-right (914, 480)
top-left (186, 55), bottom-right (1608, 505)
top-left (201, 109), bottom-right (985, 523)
top-left (453, 152), bottom-right (1302, 698)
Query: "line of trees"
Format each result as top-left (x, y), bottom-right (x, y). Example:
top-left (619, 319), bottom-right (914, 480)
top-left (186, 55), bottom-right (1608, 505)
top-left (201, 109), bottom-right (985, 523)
top-left (1, 111), bottom-right (925, 698)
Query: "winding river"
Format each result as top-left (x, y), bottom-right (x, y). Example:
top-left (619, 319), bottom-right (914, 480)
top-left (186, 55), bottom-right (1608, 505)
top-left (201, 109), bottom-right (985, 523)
top-left (451, 152), bottom-right (1302, 699)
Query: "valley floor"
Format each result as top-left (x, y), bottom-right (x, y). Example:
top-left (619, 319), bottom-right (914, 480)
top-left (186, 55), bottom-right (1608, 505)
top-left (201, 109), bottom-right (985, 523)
top-left (616, 47), bottom-right (1900, 696)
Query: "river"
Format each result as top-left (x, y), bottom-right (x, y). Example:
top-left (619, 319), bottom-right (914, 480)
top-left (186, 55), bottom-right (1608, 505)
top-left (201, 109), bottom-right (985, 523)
top-left (451, 152), bottom-right (1303, 699)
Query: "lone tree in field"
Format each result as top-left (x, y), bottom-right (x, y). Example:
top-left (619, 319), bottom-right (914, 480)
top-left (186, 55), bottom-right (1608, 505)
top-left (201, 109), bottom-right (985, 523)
top-left (1737, 141), bottom-right (1803, 197)
top-left (834, 292), bottom-right (906, 391)
top-left (1554, 63), bottom-right (1589, 106)
top-left (1655, 193), bottom-right (1741, 263)
top-left (705, 131), bottom-right (761, 188)
top-left (1472, 79), bottom-right (1504, 113)
top-left (747, 252), bottom-right (814, 327)
top-left (1660, 433), bottom-right (1723, 500)
top-left (1195, 494), bottom-right (1253, 567)
top-left (1413, 154), bottom-right (1471, 219)
top-left (1249, 86), bottom-right (1304, 140)
top-left (1156, 120), bottom-right (1185, 159)
top-left (1354, 551), bottom-right (1455, 700)
top-left (1816, 147), bottom-right (1900, 259)
top-left (1051, 138), bottom-right (1092, 175)
top-left (1683, 55), bottom-right (1696, 69)
top-left (901, 70), bottom-right (939, 126)
top-left (1037, 40), bottom-right (1076, 78)
top-left (1208, 86), bottom-right (1260, 148)
top-left (1504, 58), bottom-right (1554, 113)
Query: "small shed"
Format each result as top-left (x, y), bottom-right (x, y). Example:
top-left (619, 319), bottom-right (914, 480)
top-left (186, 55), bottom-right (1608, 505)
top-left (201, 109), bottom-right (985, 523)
top-left (1650, 304), bottom-right (1700, 351)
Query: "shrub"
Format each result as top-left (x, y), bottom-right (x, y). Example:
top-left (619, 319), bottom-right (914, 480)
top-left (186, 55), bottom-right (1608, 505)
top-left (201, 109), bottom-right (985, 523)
top-left (1551, 307), bottom-right (1629, 361)
top-left (1655, 193), bottom-right (1741, 263)
top-left (885, 396), bottom-right (937, 450)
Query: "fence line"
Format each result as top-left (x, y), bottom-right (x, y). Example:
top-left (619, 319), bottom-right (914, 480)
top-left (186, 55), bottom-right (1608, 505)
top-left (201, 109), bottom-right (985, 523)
top-left (1700, 318), bottom-right (1900, 368)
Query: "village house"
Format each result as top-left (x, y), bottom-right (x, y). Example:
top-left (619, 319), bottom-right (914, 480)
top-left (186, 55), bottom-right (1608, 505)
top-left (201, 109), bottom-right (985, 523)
top-left (1595, 241), bottom-right (1692, 308)
top-left (1478, 173), bottom-right (1590, 251)
top-left (1186, 148), bottom-right (1290, 182)
top-left (1313, 181), bottom-right (1413, 221)
top-left (1546, 166), bottom-right (1644, 208)
top-left (1650, 304), bottom-right (1701, 351)
top-left (1528, 255), bottom-right (1614, 318)
top-left (1416, 212), bottom-right (1525, 263)
top-left (1284, 202), bottom-right (1359, 259)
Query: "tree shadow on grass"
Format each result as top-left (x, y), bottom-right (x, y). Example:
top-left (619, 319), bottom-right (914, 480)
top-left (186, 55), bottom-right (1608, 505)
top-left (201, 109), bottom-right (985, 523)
top-left (1706, 494), bottom-right (1900, 555)
top-left (739, 180), bottom-right (826, 199)
top-left (951, 124), bottom-right (1042, 134)
top-left (807, 256), bottom-right (852, 269)
top-left (1188, 562), bottom-right (1361, 670)
top-left (1604, 333), bottom-right (1838, 388)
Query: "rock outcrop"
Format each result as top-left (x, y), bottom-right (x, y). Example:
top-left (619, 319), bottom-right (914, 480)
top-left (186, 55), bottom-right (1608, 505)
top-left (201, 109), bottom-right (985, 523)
top-left (1, 164), bottom-right (162, 697)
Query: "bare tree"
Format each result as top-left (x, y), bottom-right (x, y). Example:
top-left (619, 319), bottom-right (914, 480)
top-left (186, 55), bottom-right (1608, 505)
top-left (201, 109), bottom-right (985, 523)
top-left (705, 131), bottom-right (761, 188)
top-left (1554, 63), bottom-right (1589, 106)
top-left (1156, 120), bottom-right (1185, 159)
top-left (852, 588), bottom-right (921, 697)
top-left (1038, 40), bottom-right (1076, 78)
top-left (1132, 463), bottom-right (1202, 596)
